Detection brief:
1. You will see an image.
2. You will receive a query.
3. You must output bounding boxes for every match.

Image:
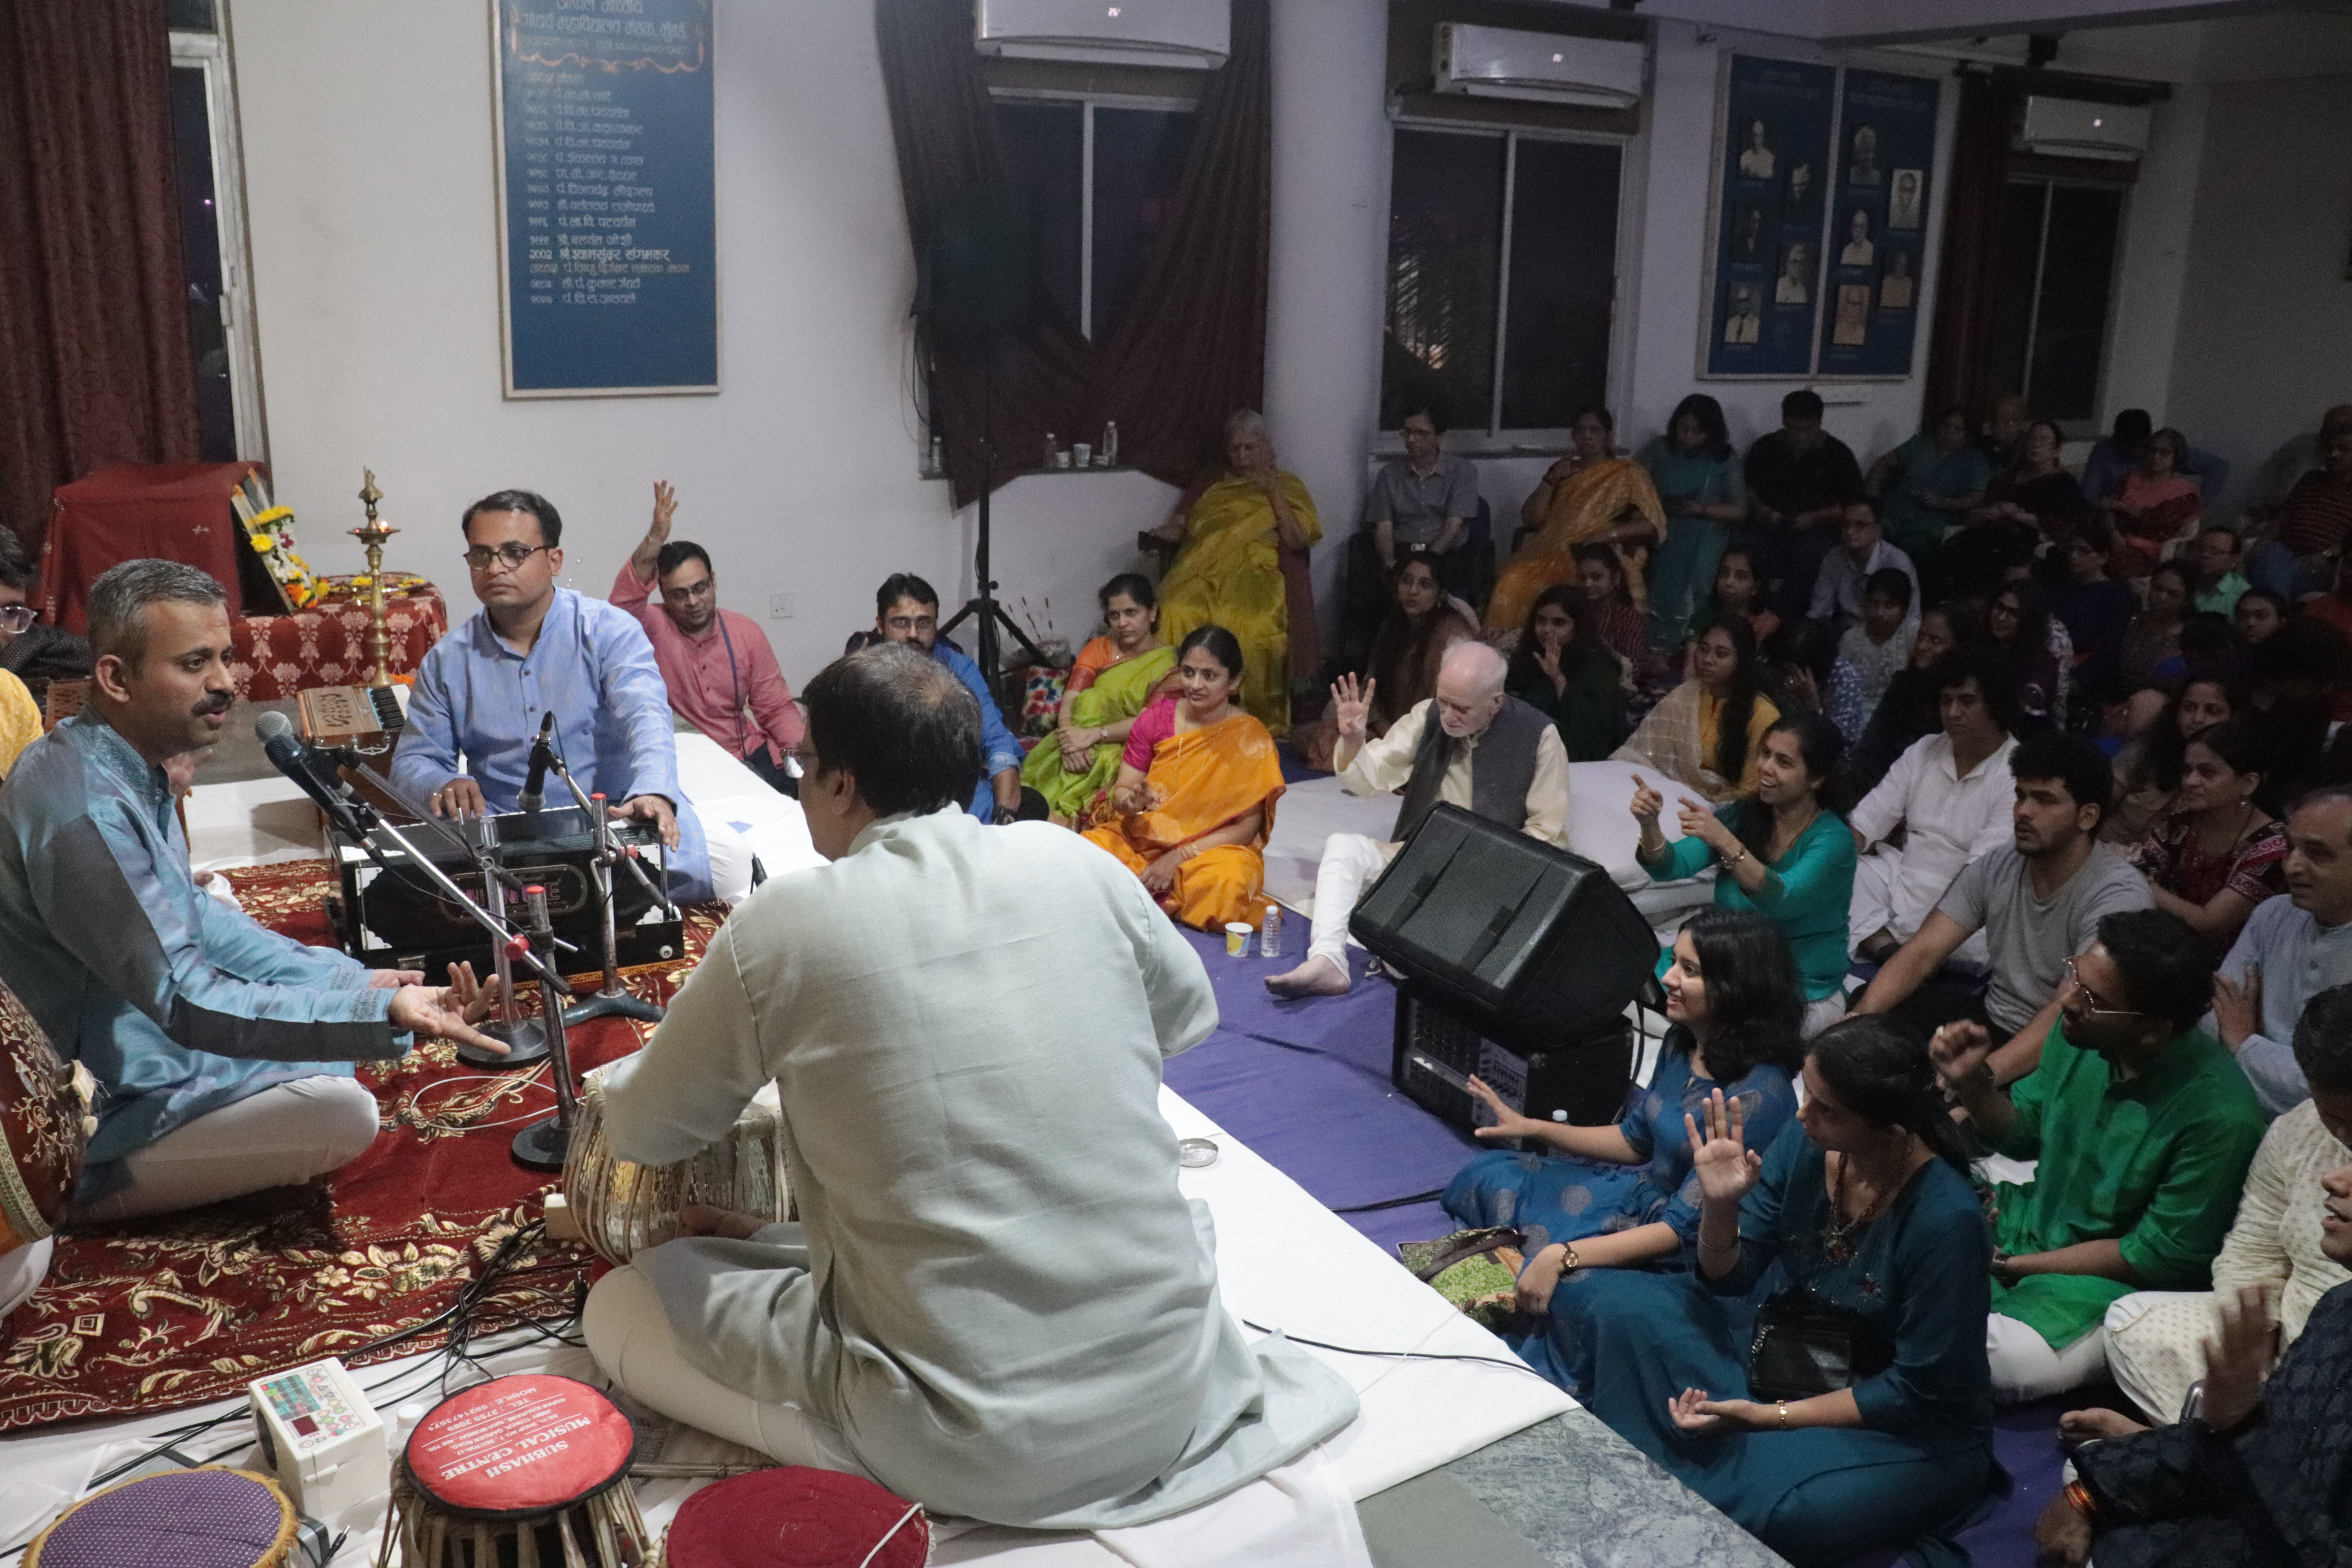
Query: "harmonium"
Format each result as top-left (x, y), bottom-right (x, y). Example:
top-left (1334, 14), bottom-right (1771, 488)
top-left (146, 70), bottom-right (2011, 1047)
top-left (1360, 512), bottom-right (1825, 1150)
top-left (323, 803), bottom-right (686, 980)
top-left (297, 683), bottom-right (407, 775)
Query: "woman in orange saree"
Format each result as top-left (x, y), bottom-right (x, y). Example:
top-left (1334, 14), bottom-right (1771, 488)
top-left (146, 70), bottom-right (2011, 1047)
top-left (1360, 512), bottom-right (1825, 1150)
top-left (1082, 625), bottom-right (1284, 933)
top-left (1488, 407), bottom-right (1666, 632)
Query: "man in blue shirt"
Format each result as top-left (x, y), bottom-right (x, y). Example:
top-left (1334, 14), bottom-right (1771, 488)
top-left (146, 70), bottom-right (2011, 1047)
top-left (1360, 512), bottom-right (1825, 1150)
top-left (853, 573), bottom-right (1038, 823)
top-left (393, 490), bottom-right (731, 904)
top-left (0, 561), bottom-right (494, 1319)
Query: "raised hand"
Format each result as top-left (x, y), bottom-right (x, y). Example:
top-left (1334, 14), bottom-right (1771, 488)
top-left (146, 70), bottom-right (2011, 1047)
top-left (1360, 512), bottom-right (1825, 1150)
top-left (1467, 1073), bottom-right (1540, 1140)
top-left (389, 983), bottom-right (505, 1054)
top-left (1684, 1089), bottom-right (1761, 1208)
top-left (2200, 1279), bottom-right (2283, 1432)
top-left (1677, 795), bottom-right (1729, 853)
top-left (445, 960), bottom-right (505, 1025)
top-left (1329, 673), bottom-right (1376, 741)
top-left (651, 479), bottom-right (677, 541)
top-left (1928, 1020), bottom-right (1995, 1091)
top-left (1628, 772), bottom-right (1666, 829)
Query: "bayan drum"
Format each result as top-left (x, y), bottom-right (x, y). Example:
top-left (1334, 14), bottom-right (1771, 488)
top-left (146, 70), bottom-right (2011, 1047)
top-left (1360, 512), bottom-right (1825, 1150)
top-left (0, 977), bottom-right (93, 1267)
top-left (26, 1468), bottom-right (299, 1568)
top-left (380, 1375), bottom-right (652, 1568)
top-left (562, 1068), bottom-right (788, 1266)
top-left (663, 1468), bottom-right (928, 1568)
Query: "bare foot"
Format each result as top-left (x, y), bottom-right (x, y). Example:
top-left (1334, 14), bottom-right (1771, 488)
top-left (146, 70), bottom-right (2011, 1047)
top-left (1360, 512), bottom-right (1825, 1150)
top-left (1266, 954), bottom-right (1350, 998)
top-left (2058, 1407), bottom-right (2146, 1443)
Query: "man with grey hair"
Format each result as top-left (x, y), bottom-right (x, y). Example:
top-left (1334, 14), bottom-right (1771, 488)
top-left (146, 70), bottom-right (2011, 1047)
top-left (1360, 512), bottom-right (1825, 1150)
top-left (0, 559), bottom-right (496, 1324)
top-left (1267, 640), bottom-right (1568, 997)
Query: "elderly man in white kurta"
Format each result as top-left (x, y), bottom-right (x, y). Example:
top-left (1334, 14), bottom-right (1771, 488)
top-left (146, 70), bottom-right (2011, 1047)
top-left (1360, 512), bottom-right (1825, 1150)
top-left (1265, 641), bottom-right (1568, 998)
top-left (581, 643), bottom-right (1357, 1528)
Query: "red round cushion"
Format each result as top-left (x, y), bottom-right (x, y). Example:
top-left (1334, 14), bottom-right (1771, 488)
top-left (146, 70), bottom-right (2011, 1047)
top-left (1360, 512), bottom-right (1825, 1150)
top-left (665, 1467), bottom-right (928, 1568)
top-left (405, 1375), bottom-right (634, 1517)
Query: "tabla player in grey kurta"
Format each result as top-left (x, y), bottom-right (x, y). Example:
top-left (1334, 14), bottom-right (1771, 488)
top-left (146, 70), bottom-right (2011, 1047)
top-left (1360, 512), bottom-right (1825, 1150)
top-left (582, 642), bottom-right (1357, 1528)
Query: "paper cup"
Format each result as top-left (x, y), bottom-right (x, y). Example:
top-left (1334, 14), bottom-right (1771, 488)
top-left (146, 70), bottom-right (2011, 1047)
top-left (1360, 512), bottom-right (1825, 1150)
top-left (1224, 922), bottom-right (1253, 958)
top-left (1073, 443), bottom-right (1093, 466)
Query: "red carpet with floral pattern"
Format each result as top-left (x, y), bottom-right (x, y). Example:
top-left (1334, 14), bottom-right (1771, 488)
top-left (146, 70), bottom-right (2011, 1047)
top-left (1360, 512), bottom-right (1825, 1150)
top-left (0, 859), bottom-right (722, 1433)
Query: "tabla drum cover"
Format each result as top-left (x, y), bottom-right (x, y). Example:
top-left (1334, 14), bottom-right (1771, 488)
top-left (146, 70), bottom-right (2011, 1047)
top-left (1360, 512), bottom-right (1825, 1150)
top-left (663, 1468), bottom-right (929, 1568)
top-left (563, 1068), bottom-right (788, 1266)
top-left (0, 976), bottom-right (91, 1261)
top-left (383, 1374), bottom-right (652, 1568)
top-left (24, 1467), bottom-right (299, 1568)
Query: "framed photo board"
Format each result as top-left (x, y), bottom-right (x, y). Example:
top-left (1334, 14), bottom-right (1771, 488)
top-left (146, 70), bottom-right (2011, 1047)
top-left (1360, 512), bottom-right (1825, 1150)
top-left (1815, 69), bottom-right (1939, 378)
top-left (492, 0), bottom-right (719, 397)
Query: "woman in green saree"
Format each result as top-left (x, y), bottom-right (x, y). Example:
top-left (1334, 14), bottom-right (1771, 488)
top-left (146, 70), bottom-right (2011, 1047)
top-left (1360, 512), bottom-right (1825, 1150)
top-left (1023, 573), bottom-right (1181, 825)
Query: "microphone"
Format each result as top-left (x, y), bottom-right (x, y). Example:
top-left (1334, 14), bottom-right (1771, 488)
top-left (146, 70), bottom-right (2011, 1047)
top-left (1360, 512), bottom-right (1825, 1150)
top-left (518, 712), bottom-right (557, 813)
top-left (255, 711), bottom-right (369, 840)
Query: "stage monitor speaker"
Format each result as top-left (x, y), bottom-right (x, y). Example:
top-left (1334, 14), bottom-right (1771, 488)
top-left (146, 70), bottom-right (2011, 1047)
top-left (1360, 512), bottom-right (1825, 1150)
top-left (1350, 802), bottom-right (1656, 1046)
top-left (1391, 987), bottom-right (1634, 1136)
top-left (921, 183), bottom-right (1036, 337)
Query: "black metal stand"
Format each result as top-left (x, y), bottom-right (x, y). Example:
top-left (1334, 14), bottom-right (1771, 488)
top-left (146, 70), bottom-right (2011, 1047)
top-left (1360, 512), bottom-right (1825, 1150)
top-left (508, 884), bottom-right (578, 1171)
top-left (936, 344), bottom-right (1045, 681)
top-left (456, 810), bottom-right (549, 1069)
top-left (561, 789), bottom-right (665, 1029)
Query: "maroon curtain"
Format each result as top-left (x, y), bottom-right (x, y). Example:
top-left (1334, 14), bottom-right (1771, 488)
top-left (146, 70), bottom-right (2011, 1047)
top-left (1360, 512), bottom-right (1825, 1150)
top-left (1093, 0), bottom-right (1272, 490)
top-left (873, 0), bottom-right (1089, 510)
top-left (1923, 74), bottom-right (2020, 429)
top-left (0, 0), bottom-right (201, 561)
top-left (873, 0), bottom-right (1272, 507)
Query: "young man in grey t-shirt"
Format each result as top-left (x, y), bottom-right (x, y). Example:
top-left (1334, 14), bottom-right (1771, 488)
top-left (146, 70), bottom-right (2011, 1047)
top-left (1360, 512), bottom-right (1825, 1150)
top-left (1857, 731), bottom-right (2152, 1082)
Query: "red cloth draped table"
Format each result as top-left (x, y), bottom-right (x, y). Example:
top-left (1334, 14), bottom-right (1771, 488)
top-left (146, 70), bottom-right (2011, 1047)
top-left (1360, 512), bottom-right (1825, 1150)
top-left (231, 575), bottom-right (449, 700)
top-left (40, 462), bottom-right (263, 631)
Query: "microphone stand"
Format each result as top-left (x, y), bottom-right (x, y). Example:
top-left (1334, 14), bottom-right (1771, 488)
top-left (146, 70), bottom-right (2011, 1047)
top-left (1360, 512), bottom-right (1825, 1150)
top-left (551, 773), bottom-right (664, 1029)
top-left (454, 809), bottom-right (550, 1069)
top-left (314, 776), bottom-right (583, 1169)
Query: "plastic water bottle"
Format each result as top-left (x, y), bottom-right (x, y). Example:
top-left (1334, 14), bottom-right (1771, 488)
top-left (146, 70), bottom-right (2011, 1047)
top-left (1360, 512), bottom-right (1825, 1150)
top-left (1260, 903), bottom-right (1283, 960)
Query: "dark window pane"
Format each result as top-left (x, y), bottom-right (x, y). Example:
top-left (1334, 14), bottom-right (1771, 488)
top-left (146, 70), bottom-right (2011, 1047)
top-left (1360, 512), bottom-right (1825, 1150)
top-left (1984, 180), bottom-right (2048, 408)
top-left (167, 0), bottom-right (215, 31)
top-left (1382, 128), bottom-right (1504, 432)
top-left (1499, 138), bottom-right (1620, 430)
top-left (171, 66), bottom-right (234, 461)
top-left (2028, 184), bottom-right (2123, 425)
top-left (1091, 106), bottom-right (1194, 341)
top-left (995, 101), bottom-right (1083, 334)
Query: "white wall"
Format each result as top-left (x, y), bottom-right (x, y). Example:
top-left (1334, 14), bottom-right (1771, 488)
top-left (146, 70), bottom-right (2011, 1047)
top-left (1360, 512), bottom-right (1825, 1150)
top-left (2163, 73), bottom-right (2352, 519)
top-left (2097, 85), bottom-right (2207, 431)
top-left (232, 0), bottom-right (957, 683)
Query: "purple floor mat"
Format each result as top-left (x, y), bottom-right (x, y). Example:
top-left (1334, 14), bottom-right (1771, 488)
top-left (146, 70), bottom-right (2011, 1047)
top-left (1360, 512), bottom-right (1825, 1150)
top-left (1169, 920), bottom-right (2071, 1566)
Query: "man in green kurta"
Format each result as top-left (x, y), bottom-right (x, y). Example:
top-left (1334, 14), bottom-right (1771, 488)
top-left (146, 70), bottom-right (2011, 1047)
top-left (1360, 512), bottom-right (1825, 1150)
top-left (1932, 908), bottom-right (2265, 1404)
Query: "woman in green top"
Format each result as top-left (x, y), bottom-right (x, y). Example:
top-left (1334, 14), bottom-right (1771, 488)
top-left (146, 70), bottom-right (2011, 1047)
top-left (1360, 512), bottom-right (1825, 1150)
top-left (1632, 710), bottom-right (1857, 1038)
top-left (1022, 573), bottom-right (1180, 824)
top-left (1638, 393), bottom-right (1748, 651)
top-left (1504, 584), bottom-right (1628, 760)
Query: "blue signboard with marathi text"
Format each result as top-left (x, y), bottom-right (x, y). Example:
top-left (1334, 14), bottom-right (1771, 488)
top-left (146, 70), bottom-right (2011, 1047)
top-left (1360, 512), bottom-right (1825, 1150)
top-left (494, 0), bottom-right (718, 397)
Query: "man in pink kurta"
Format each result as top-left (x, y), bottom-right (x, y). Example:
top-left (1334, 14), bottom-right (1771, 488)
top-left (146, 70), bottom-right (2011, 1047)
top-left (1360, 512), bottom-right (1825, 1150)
top-left (612, 481), bottom-right (804, 792)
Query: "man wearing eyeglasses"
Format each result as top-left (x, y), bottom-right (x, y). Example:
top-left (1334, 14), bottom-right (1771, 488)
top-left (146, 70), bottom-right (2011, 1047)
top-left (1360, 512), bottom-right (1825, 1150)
top-left (611, 480), bottom-right (805, 797)
top-left (1931, 908), bottom-right (2265, 1403)
top-left (0, 526), bottom-right (92, 690)
top-left (392, 488), bottom-right (728, 904)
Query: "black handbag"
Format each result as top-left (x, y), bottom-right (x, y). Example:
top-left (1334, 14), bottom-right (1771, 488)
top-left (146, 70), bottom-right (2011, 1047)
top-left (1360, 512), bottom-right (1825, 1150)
top-left (1747, 1288), bottom-right (1895, 1403)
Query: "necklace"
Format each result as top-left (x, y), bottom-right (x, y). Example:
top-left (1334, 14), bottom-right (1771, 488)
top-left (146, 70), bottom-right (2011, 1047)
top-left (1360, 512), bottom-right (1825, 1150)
top-left (1769, 801), bottom-right (1820, 861)
top-left (1821, 1144), bottom-right (1906, 1265)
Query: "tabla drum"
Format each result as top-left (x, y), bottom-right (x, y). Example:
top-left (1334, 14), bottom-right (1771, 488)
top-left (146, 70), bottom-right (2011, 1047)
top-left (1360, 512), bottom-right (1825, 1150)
top-left (25, 1468), bottom-right (299, 1568)
top-left (380, 1374), bottom-right (652, 1568)
top-left (663, 1468), bottom-right (928, 1568)
top-left (562, 1067), bottom-right (788, 1266)
top-left (0, 976), bottom-right (93, 1265)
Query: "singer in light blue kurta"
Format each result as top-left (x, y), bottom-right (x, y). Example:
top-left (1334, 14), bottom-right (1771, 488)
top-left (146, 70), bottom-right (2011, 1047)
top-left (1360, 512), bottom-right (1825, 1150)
top-left (0, 715), bottom-right (407, 1202)
top-left (595, 806), bottom-right (1359, 1527)
top-left (392, 586), bottom-right (714, 902)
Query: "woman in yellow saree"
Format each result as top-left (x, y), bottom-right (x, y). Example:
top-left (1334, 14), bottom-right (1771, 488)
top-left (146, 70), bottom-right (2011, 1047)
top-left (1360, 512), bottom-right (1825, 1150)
top-left (1082, 625), bottom-right (1283, 932)
top-left (1149, 411), bottom-right (1322, 736)
top-left (1021, 573), bottom-right (1180, 824)
top-left (1487, 407), bottom-right (1666, 632)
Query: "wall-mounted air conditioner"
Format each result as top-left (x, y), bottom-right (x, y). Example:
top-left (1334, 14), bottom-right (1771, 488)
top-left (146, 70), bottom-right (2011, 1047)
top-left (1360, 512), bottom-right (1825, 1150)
top-left (2018, 96), bottom-right (2151, 160)
top-left (1432, 23), bottom-right (1647, 110)
top-left (975, 0), bottom-right (1229, 70)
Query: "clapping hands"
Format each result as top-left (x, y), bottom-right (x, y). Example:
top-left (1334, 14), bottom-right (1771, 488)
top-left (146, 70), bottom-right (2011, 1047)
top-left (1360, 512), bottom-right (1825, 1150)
top-left (1927, 1020), bottom-right (1995, 1093)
